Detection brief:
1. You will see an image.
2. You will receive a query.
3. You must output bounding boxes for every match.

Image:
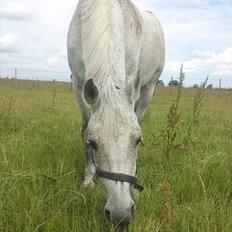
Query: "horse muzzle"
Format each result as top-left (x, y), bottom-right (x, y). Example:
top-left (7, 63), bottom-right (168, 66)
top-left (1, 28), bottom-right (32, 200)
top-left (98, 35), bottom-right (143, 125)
top-left (104, 198), bottom-right (135, 225)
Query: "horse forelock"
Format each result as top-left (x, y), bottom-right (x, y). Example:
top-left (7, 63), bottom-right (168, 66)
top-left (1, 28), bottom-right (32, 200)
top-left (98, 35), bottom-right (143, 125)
top-left (89, 78), bottom-right (135, 136)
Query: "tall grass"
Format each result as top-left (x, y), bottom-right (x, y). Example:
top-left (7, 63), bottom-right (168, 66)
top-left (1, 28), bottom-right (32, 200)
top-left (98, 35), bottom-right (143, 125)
top-left (0, 79), bottom-right (232, 231)
top-left (162, 180), bottom-right (171, 232)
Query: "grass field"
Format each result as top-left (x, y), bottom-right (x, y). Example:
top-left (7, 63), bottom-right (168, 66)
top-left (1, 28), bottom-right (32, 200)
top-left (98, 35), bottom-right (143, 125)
top-left (0, 78), bottom-right (232, 232)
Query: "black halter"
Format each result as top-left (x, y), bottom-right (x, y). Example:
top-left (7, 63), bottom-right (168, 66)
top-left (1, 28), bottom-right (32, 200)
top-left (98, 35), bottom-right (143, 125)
top-left (96, 168), bottom-right (144, 191)
top-left (89, 146), bottom-right (144, 192)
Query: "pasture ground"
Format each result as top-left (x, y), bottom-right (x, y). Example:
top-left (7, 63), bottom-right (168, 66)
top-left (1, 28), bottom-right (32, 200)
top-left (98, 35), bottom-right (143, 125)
top-left (0, 78), bottom-right (231, 232)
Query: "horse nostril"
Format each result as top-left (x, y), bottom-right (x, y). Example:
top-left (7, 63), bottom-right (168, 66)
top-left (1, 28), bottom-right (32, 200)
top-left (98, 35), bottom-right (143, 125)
top-left (105, 209), bottom-right (111, 220)
top-left (131, 204), bottom-right (135, 215)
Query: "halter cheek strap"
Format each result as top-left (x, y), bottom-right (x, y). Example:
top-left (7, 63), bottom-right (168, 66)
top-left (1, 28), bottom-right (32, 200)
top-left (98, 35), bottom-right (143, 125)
top-left (96, 168), bottom-right (144, 191)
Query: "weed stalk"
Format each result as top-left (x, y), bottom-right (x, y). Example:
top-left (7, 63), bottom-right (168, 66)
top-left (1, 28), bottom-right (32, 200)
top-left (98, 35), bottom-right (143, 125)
top-left (186, 76), bottom-right (208, 145)
top-left (164, 66), bottom-right (184, 159)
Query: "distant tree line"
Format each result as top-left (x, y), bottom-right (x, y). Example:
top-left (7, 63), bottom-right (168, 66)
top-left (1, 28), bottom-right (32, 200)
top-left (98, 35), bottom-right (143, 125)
top-left (156, 79), bottom-right (214, 89)
top-left (193, 83), bottom-right (213, 89)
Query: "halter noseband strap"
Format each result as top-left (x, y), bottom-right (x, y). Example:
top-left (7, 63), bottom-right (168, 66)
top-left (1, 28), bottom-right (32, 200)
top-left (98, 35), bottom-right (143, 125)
top-left (96, 168), bottom-right (144, 191)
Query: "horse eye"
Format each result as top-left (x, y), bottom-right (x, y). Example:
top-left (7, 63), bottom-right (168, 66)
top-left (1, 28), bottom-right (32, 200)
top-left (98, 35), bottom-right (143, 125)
top-left (87, 140), bottom-right (98, 150)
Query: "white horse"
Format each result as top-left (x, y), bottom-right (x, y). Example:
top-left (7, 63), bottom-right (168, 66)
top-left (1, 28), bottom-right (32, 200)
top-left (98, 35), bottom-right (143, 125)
top-left (67, 0), bottom-right (165, 224)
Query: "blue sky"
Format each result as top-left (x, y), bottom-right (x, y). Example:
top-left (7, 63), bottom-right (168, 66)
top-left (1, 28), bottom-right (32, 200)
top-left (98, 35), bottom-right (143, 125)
top-left (0, 0), bottom-right (231, 87)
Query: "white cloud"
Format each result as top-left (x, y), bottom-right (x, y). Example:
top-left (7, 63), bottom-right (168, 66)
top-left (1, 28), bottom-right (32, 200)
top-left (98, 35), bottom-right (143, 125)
top-left (0, 33), bottom-right (19, 52)
top-left (165, 47), bottom-right (232, 77)
top-left (193, 50), bottom-right (216, 58)
top-left (206, 47), bottom-right (232, 65)
top-left (166, 59), bottom-right (203, 73)
top-left (207, 47), bottom-right (232, 76)
top-left (47, 56), bottom-right (59, 66)
top-left (2, 1), bottom-right (31, 20)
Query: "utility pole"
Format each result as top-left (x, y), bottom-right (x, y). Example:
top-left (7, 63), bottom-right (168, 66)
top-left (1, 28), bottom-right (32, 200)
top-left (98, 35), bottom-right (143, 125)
top-left (169, 77), bottom-right (173, 96)
top-left (14, 68), bottom-right (17, 79)
top-left (14, 68), bottom-right (18, 89)
top-left (219, 78), bottom-right (222, 89)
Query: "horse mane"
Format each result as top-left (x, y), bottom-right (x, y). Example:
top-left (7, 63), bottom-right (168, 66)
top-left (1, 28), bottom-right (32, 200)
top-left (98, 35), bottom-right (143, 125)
top-left (80, 0), bottom-right (143, 91)
top-left (79, 0), bottom-right (143, 130)
top-left (80, 0), bottom-right (123, 89)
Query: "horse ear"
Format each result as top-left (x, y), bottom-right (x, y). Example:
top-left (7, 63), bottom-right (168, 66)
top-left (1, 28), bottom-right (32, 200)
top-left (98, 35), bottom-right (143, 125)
top-left (126, 70), bottom-right (141, 105)
top-left (83, 79), bottom-right (99, 105)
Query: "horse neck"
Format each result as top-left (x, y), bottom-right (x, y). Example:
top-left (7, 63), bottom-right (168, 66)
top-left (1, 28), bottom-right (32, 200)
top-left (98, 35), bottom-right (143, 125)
top-left (80, 0), bottom-right (126, 89)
